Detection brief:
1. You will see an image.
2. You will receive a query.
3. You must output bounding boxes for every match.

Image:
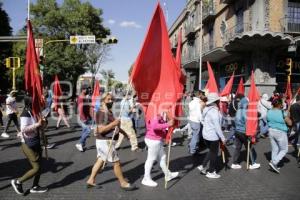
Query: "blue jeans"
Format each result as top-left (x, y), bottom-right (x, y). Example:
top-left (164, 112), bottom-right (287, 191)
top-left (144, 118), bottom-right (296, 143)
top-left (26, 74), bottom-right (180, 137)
top-left (78, 120), bottom-right (92, 147)
top-left (291, 122), bottom-right (300, 148)
top-left (189, 121), bottom-right (202, 154)
top-left (259, 119), bottom-right (269, 136)
top-left (269, 128), bottom-right (288, 165)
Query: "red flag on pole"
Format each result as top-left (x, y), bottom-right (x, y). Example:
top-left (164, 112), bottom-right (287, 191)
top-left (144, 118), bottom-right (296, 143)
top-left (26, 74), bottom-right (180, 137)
top-left (236, 77), bottom-right (245, 96)
top-left (92, 80), bottom-right (101, 108)
top-left (220, 72), bottom-right (234, 97)
top-left (175, 29), bottom-right (186, 85)
top-left (285, 77), bottom-right (292, 104)
top-left (246, 71), bottom-right (260, 142)
top-left (24, 20), bottom-right (44, 117)
top-left (205, 61), bottom-right (218, 93)
top-left (53, 75), bottom-right (62, 111)
top-left (130, 3), bottom-right (182, 135)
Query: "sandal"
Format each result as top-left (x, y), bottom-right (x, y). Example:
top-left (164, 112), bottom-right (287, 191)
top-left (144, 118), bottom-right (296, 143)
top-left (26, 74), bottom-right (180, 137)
top-left (86, 183), bottom-right (101, 189)
top-left (120, 183), bottom-right (137, 191)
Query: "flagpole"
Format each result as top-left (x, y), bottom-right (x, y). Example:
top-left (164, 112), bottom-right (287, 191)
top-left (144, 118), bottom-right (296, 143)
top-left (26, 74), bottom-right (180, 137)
top-left (164, 136), bottom-right (172, 189)
top-left (198, 0), bottom-right (203, 90)
top-left (27, 0), bottom-right (30, 20)
top-left (101, 80), bottom-right (133, 170)
top-left (246, 139), bottom-right (250, 170)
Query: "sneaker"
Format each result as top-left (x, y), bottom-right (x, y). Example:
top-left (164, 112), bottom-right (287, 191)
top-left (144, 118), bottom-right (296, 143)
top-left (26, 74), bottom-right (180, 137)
top-left (1, 132), bottom-right (9, 138)
top-left (269, 162), bottom-right (280, 173)
top-left (11, 179), bottom-right (24, 195)
top-left (141, 178), bottom-right (158, 187)
top-left (173, 128), bottom-right (180, 133)
top-left (75, 143), bottom-right (84, 152)
top-left (206, 171), bottom-right (221, 179)
top-left (231, 164), bottom-right (242, 169)
top-left (249, 163), bottom-right (261, 170)
top-left (197, 165), bottom-right (207, 175)
top-left (171, 142), bottom-right (177, 147)
top-left (165, 172), bottom-right (179, 182)
top-left (30, 185), bottom-right (48, 193)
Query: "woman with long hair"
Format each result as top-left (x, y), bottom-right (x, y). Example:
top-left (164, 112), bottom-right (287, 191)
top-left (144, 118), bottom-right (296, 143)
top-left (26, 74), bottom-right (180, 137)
top-left (86, 93), bottom-right (135, 191)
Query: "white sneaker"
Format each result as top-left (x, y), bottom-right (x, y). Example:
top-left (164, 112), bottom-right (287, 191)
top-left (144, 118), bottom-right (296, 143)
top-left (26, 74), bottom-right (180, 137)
top-left (1, 132), bottom-right (9, 138)
top-left (173, 128), bottom-right (180, 133)
top-left (165, 172), bottom-right (179, 182)
top-left (206, 172), bottom-right (221, 179)
top-left (75, 143), bottom-right (83, 152)
top-left (141, 178), bottom-right (158, 187)
top-left (231, 164), bottom-right (242, 169)
top-left (249, 163), bottom-right (261, 170)
top-left (197, 165), bottom-right (207, 175)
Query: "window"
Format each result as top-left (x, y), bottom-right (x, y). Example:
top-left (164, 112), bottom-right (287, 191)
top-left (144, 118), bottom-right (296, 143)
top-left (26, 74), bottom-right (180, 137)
top-left (236, 9), bottom-right (244, 33)
top-left (288, 2), bottom-right (300, 24)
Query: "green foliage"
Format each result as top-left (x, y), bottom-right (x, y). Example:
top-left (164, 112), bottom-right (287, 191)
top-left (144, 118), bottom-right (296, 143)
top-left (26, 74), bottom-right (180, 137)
top-left (12, 0), bottom-right (110, 92)
top-left (0, 2), bottom-right (12, 93)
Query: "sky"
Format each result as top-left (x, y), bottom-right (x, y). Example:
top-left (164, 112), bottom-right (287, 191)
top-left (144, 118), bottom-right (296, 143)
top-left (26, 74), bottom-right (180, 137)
top-left (1, 0), bottom-right (186, 82)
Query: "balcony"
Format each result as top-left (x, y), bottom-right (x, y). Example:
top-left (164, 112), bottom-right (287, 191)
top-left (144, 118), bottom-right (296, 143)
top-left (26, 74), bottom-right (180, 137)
top-left (202, 2), bottom-right (216, 23)
top-left (185, 24), bottom-right (197, 40)
top-left (202, 40), bottom-right (216, 54)
top-left (280, 16), bottom-right (300, 34)
top-left (223, 23), bottom-right (252, 44)
top-left (223, 22), bottom-right (293, 52)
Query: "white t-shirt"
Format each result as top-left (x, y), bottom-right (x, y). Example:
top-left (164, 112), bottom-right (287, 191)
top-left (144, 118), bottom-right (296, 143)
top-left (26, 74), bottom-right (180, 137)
top-left (6, 96), bottom-right (17, 115)
top-left (188, 97), bottom-right (203, 123)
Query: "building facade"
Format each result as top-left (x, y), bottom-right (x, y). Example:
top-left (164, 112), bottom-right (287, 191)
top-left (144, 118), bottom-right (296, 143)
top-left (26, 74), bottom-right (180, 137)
top-left (169, 0), bottom-right (300, 95)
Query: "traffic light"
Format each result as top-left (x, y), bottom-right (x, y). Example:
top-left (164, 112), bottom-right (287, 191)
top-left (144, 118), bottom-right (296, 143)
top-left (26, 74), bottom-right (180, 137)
top-left (285, 58), bottom-right (292, 76)
top-left (102, 37), bottom-right (118, 44)
top-left (5, 57), bottom-right (20, 68)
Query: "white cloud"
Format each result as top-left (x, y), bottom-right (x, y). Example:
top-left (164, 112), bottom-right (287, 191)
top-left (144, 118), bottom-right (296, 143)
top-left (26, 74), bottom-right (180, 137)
top-left (107, 19), bottom-right (116, 25)
top-left (119, 21), bottom-right (142, 29)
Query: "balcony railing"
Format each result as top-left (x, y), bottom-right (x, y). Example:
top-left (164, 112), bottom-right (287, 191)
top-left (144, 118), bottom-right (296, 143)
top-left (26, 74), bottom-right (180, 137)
top-left (280, 16), bottom-right (300, 33)
top-left (224, 23), bottom-right (252, 44)
top-left (202, 40), bottom-right (216, 54)
top-left (182, 45), bottom-right (199, 64)
top-left (202, 2), bottom-right (216, 23)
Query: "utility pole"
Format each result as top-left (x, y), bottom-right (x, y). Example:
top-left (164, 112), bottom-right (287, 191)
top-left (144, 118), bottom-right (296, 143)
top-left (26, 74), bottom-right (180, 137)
top-left (199, 0), bottom-right (203, 90)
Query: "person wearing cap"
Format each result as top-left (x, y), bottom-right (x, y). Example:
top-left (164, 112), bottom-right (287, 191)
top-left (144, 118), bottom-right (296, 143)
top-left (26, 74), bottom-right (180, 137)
top-left (1, 90), bottom-right (20, 138)
top-left (267, 98), bottom-right (291, 173)
top-left (86, 93), bottom-right (136, 191)
top-left (201, 93), bottom-right (225, 178)
top-left (75, 85), bottom-right (92, 152)
top-left (231, 97), bottom-right (261, 170)
top-left (188, 90), bottom-right (205, 155)
top-left (11, 95), bottom-right (48, 195)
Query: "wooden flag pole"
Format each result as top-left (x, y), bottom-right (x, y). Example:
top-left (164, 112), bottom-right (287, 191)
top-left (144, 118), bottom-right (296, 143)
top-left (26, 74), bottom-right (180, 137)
top-left (164, 137), bottom-right (172, 189)
top-left (246, 139), bottom-right (250, 170)
top-left (101, 80), bottom-right (132, 170)
top-left (222, 149), bottom-right (225, 164)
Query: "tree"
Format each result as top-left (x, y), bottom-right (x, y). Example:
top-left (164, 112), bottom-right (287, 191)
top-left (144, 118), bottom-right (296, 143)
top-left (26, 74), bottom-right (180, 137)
top-left (100, 69), bottom-right (115, 92)
top-left (12, 0), bottom-right (110, 94)
top-left (0, 3), bottom-right (13, 93)
top-left (86, 43), bottom-right (111, 87)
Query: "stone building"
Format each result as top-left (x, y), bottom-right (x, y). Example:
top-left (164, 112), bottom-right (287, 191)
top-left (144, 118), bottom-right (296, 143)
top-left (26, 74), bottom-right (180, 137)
top-left (169, 0), bottom-right (300, 95)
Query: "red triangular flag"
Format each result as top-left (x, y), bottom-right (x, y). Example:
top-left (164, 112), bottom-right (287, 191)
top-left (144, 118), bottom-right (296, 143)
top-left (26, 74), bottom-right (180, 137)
top-left (53, 75), bottom-right (62, 111)
top-left (205, 61), bottom-right (218, 93)
top-left (92, 80), bottom-right (101, 108)
top-left (220, 72), bottom-right (234, 97)
top-left (236, 77), bottom-right (245, 96)
top-left (246, 71), bottom-right (260, 142)
top-left (285, 77), bottom-right (292, 104)
top-left (130, 3), bottom-right (182, 132)
top-left (24, 20), bottom-right (44, 117)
